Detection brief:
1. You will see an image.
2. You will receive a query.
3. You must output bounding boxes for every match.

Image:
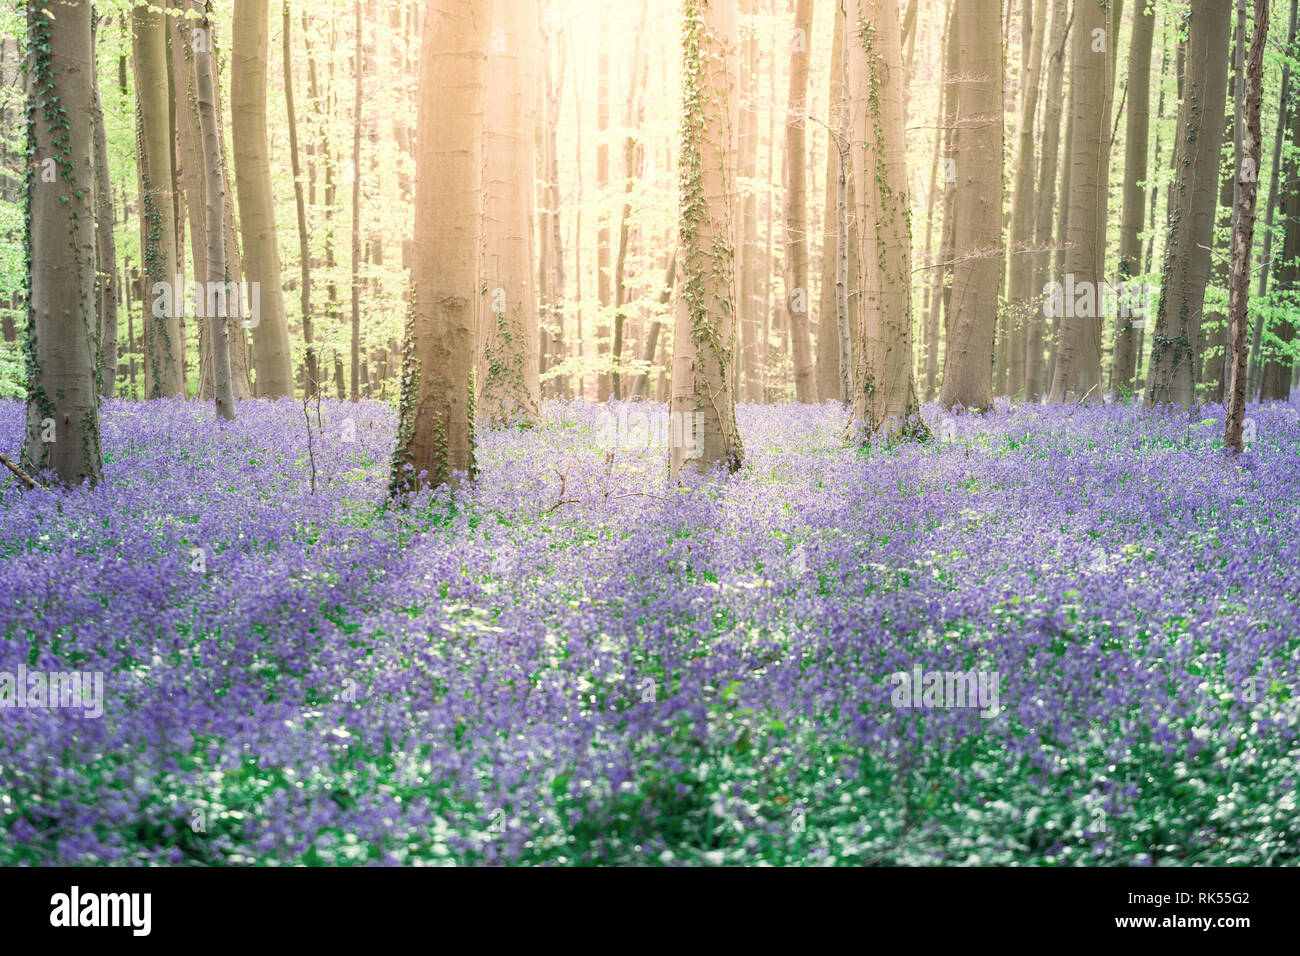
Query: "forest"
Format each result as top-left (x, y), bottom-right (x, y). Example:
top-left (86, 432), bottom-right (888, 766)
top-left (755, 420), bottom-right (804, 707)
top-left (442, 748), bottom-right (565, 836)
top-left (0, 0), bottom-right (1297, 869)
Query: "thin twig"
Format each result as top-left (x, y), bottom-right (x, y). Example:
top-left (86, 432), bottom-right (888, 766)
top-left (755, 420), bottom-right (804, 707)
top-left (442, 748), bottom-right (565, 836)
top-left (303, 390), bottom-right (317, 496)
top-left (542, 467), bottom-right (570, 515)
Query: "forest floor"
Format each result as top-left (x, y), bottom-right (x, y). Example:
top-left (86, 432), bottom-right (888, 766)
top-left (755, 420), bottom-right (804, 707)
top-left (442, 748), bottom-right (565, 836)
top-left (0, 397), bottom-right (1297, 865)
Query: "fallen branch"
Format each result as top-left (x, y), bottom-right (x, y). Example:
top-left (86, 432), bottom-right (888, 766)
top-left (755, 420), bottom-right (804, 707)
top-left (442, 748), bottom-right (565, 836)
top-left (0, 452), bottom-right (41, 490)
top-left (546, 490), bottom-right (676, 515)
top-left (543, 464), bottom-right (676, 516)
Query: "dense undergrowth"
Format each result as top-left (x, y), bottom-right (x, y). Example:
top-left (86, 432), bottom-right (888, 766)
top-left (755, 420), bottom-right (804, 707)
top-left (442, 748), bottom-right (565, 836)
top-left (0, 397), bottom-right (1297, 865)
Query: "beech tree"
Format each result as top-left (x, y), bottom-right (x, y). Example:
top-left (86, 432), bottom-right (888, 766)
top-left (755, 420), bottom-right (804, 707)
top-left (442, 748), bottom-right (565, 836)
top-left (1005, 0), bottom-right (1046, 398)
top-left (929, 0), bottom-right (961, 400)
top-left (349, 0), bottom-right (362, 402)
top-left (939, 0), bottom-right (1004, 411)
top-left (1026, 0), bottom-right (1069, 401)
top-left (283, 2), bottom-right (315, 393)
top-left (132, 1), bottom-right (185, 399)
top-left (1112, 0), bottom-right (1156, 393)
top-left (784, 0), bottom-right (815, 403)
top-left (92, 12), bottom-right (117, 401)
top-left (1047, 0), bottom-right (1113, 403)
top-left (608, 0), bottom-right (649, 401)
top-left (1202, 7), bottom-right (1243, 402)
top-left (815, 0), bottom-right (858, 404)
top-left (9, 0), bottom-right (1294, 438)
top-left (671, 0), bottom-right (743, 476)
top-left (195, 5), bottom-right (236, 420)
top-left (1225, 0), bottom-right (1268, 453)
top-left (232, 0), bottom-right (294, 397)
top-left (479, 0), bottom-right (542, 426)
top-left (916, 3), bottom-right (944, 401)
top-left (736, 0), bottom-right (762, 404)
top-left (170, 0), bottom-right (253, 402)
top-left (1148, 0), bottom-right (1233, 408)
top-left (848, 0), bottom-right (918, 435)
top-left (595, 5), bottom-right (612, 400)
top-left (1260, 2), bottom-right (1300, 401)
top-left (22, 0), bottom-right (102, 485)
top-left (390, 0), bottom-right (493, 493)
top-left (536, 19), bottom-right (567, 396)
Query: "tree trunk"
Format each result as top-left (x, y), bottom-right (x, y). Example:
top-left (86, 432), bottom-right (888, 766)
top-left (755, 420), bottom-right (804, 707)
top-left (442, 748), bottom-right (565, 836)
top-left (0, 35), bottom-right (22, 205)
top-left (93, 15), bottom-right (118, 401)
top-left (1136, 36), bottom-right (1175, 393)
top-left (350, 1), bottom-right (362, 402)
top-left (126, 266), bottom-right (137, 394)
top-left (939, 0), bottom-right (1004, 410)
top-left (1250, 0), bottom-right (1296, 395)
top-left (737, 0), bottom-right (763, 403)
top-left (393, 3), bottom-right (417, 272)
top-left (933, 0), bottom-right (962, 400)
top-left (132, 2), bottom-right (186, 399)
top-left (671, 0), bottom-right (743, 476)
top-left (169, 0), bottom-right (201, 389)
top-left (848, 0), bottom-right (918, 435)
top-left (170, 1), bottom-right (201, 388)
top-left (536, 25), bottom-right (554, 394)
top-left (1147, 0), bottom-right (1233, 408)
top-left (1004, 0), bottom-right (1046, 398)
top-left (901, 0), bottom-right (918, 81)
top-left (632, 250), bottom-right (676, 399)
top-left (540, 28), bottom-right (567, 398)
top-left (920, 3), bottom-right (949, 401)
top-left (572, 34), bottom-right (585, 398)
top-left (195, 8), bottom-right (235, 421)
top-left (389, 0), bottom-right (491, 493)
top-left (1047, 87), bottom-right (1073, 386)
top-left (835, 126), bottom-right (852, 404)
top-left (1260, 1), bottom-right (1300, 401)
top-left (304, 16), bottom-right (338, 348)
top-left (285, 2), bottom-right (316, 393)
top-left (1047, 0), bottom-right (1113, 403)
top-left (595, 6), bottom-right (612, 400)
top-left (218, 71), bottom-right (253, 400)
top-left (784, 0), bottom-right (816, 402)
top-left (762, 6), bottom-right (777, 402)
top-left (232, 0), bottom-right (294, 397)
top-left (22, 0), bottom-right (102, 485)
top-left (1111, 0), bottom-right (1155, 393)
top-left (1026, 0), bottom-right (1068, 401)
top-left (816, 0), bottom-right (858, 403)
top-left (610, 0), bottom-right (651, 402)
top-left (167, 23), bottom-right (185, 342)
top-left (479, 0), bottom-right (542, 425)
top-left (1225, 0), bottom-right (1268, 451)
top-left (1203, 3), bottom-right (1244, 403)
top-left (173, 0), bottom-right (253, 403)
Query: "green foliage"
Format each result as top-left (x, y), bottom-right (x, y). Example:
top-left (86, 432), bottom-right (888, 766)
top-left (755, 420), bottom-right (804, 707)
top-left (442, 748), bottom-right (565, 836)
top-left (0, 339), bottom-right (21, 397)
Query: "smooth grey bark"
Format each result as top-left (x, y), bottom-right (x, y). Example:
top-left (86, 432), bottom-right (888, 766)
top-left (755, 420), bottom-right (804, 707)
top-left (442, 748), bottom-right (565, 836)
top-left (1146, 0), bottom-right (1233, 408)
top-left (22, 0), bottom-right (102, 485)
top-left (1047, 0), bottom-right (1113, 403)
top-left (1225, 0), bottom-right (1268, 451)
top-left (196, 9), bottom-right (235, 420)
top-left (93, 13), bottom-right (117, 401)
top-left (132, 2), bottom-right (186, 398)
top-left (1111, 0), bottom-right (1156, 393)
top-left (670, 0), bottom-right (744, 476)
top-left (232, 0), bottom-right (295, 397)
